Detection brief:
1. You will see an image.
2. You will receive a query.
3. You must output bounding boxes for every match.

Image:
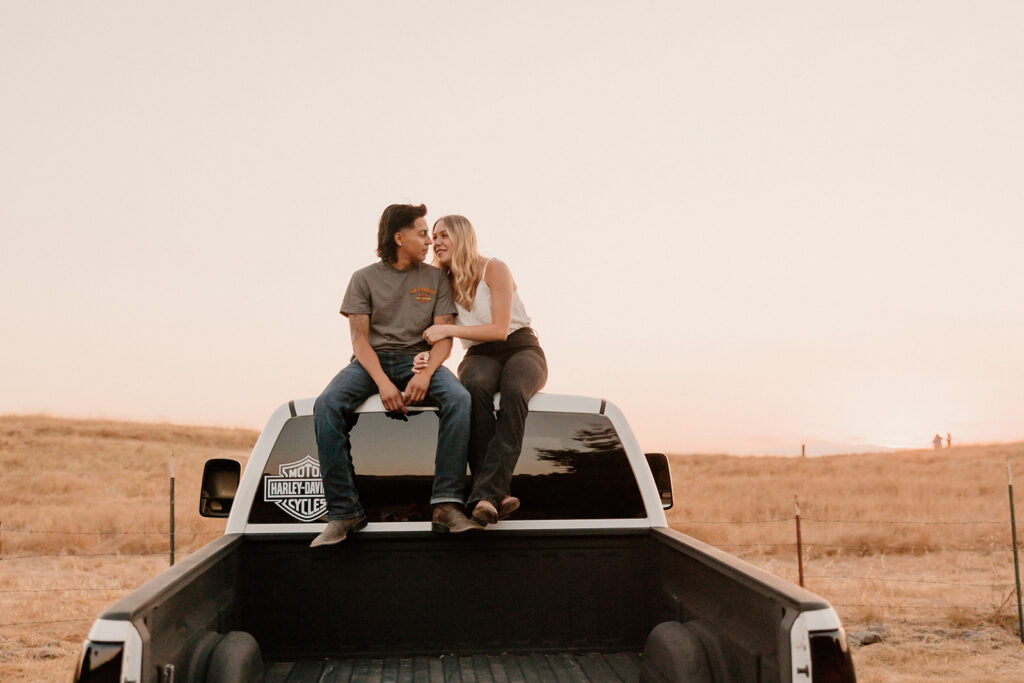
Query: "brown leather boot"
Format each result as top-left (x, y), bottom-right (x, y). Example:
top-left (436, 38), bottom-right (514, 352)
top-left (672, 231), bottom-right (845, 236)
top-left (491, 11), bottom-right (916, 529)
top-left (309, 516), bottom-right (367, 548)
top-left (432, 503), bottom-right (483, 533)
top-left (498, 496), bottom-right (520, 520)
top-left (471, 500), bottom-right (498, 526)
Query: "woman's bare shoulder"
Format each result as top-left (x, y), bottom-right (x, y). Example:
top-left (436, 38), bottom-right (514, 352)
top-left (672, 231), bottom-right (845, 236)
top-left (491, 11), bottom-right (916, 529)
top-left (483, 257), bottom-right (513, 285)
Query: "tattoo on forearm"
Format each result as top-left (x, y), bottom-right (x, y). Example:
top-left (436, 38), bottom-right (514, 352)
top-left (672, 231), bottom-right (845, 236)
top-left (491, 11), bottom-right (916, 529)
top-left (439, 314), bottom-right (455, 325)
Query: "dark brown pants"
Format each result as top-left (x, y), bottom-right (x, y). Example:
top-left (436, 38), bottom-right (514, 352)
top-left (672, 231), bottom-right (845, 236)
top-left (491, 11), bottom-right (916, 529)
top-left (458, 329), bottom-right (547, 508)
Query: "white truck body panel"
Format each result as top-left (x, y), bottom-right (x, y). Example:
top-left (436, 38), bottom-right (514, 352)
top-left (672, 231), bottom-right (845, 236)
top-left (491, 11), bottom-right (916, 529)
top-left (791, 607), bottom-right (845, 681)
top-left (84, 619), bottom-right (144, 683)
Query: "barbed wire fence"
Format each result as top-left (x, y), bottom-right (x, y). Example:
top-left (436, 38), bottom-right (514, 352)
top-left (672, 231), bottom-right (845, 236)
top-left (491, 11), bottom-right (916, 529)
top-left (0, 524), bottom-right (222, 629)
top-left (1, 515), bottom-right (1018, 630)
top-left (3, 463), bottom-right (1024, 639)
top-left (0, 515), bottom-right (222, 628)
top-left (0, 454), bottom-right (226, 630)
top-left (672, 473), bottom-right (1024, 640)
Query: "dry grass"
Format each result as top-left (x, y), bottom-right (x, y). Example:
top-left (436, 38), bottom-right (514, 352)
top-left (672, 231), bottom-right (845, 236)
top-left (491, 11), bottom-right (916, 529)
top-left (667, 443), bottom-right (1024, 681)
top-left (0, 415), bottom-right (255, 682)
top-left (3, 415), bottom-right (1024, 680)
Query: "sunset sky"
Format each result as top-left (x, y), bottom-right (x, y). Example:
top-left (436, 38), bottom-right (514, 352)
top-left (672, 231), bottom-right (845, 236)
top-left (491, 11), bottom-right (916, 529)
top-left (2, 2), bottom-right (1022, 455)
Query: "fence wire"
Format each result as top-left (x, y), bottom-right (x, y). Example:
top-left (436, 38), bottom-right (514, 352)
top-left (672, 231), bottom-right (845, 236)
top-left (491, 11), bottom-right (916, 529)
top-left (803, 518), bottom-right (1007, 525)
top-left (680, 518), bottom-right (792, 525)
top-left (2, 513), bottom-right (1022, 631)
top-left (1, 552), bottom-right (168, 560)
top-left (0, 618), bottom-right (94, 628)
top-left (728, 543), bottom-right (1012, 552)
top-left (3, 528), bottom-right (219, 535)
top-left (0, 587), bottom-right (135, 593)
top-left (833, 603), bottom-right (1006, 615)
top-left (674, 510), bottom-right (1024, 626)
top-left (680, 517), bottom-right (1008, 526)
top-left (804, 575), bottom-right (1012, 589)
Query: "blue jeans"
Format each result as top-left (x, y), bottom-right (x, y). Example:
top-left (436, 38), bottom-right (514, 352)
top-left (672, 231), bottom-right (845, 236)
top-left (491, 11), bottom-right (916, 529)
top-left (314, 352), bottom-right (471, 520)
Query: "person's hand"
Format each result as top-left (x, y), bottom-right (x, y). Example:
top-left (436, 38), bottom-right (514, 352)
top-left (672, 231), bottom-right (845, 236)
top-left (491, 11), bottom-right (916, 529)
top-left (378, 380), bottom-right (406, 414)
top-left (411, 351), bottom-right (430, 373)
top-left (423, 324), bottom-right (451, 345)
top-left (403, 372), bottom-right (431, 405)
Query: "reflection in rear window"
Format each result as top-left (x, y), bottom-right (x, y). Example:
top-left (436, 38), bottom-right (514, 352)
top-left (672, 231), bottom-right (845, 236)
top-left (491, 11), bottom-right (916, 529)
top-left (248, 411), bottom-right (647, 524)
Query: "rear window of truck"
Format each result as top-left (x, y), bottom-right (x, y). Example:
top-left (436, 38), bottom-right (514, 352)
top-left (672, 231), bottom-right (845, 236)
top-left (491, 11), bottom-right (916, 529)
top-left (248, 411), bottom-right (647, 524)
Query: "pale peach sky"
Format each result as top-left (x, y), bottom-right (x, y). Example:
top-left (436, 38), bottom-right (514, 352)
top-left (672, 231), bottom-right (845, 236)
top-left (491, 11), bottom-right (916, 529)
top-left (2, 2), bottom-right (1022, 454)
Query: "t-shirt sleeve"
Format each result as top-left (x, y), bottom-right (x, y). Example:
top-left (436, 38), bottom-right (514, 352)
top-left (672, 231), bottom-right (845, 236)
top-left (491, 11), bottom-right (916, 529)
top-left (339, 270), bottom-right (372, 317)
top-left (433, 272), bottom-right (457, 317)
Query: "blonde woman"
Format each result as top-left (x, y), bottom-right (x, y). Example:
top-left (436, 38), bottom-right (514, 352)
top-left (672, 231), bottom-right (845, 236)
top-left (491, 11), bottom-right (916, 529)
top-left (414, 215), bottom-right (548, 526)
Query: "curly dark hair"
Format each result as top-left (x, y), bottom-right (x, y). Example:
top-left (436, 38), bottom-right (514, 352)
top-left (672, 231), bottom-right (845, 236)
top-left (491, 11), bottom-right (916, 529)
top-left (377, 204), bottom-right (428, 263)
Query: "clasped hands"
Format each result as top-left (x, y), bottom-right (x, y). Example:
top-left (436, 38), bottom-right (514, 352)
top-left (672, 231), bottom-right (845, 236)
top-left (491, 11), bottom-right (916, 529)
top-left (378, 359), bottom-right (432, 420)
top-left (380, 325), bottom-right (451, 418)
top-left (379, 371), bottom-right (430, 420)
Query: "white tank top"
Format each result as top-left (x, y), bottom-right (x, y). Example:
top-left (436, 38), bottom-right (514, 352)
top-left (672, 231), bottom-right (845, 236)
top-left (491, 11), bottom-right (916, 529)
top-left (455, 259), bottom-right (531, 349)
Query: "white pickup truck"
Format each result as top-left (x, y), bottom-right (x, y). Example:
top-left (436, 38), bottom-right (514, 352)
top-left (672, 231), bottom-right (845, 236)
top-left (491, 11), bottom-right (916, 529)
top-left (75, 393), bottom-right (856, 682)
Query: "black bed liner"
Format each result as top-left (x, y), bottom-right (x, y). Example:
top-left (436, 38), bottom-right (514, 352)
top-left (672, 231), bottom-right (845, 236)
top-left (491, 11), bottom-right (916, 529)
top-left (265, 651), bottom-right (642, 682)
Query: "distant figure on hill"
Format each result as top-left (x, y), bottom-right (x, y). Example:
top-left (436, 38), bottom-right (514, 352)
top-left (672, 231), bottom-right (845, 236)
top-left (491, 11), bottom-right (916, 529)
top-left (933, 434), bottom-right (944, 449)
top-left (947, 433), bottom-right (952, 448)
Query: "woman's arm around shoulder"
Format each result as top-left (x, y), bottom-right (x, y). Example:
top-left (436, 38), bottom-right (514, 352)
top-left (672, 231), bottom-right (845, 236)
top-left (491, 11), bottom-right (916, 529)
top-left (422, 258), bottom-right (515, 345)
top-left (457, 258), bottom-right (514, 342)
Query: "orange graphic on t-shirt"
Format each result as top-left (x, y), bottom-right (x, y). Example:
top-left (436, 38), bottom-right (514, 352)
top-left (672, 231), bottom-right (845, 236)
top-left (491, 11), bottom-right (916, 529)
top-left (410, 286), bottom-right (436, 303)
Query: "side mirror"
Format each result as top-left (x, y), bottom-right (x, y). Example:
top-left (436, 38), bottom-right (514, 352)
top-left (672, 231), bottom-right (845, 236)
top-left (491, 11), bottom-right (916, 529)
top-left (645, 453), bottom-right (673, 510)
top-left (200, 459), bottom-right (241, 518)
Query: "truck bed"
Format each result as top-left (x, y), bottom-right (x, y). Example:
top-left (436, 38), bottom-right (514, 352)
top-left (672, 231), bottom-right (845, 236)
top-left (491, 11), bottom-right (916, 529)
top-left (265, 651), bottom-right (642, 682)
top-left (101, 529), bottom-right (834, 683)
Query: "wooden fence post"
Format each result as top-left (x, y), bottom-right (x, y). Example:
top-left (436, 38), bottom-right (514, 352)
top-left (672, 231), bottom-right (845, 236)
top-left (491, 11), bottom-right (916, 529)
top-left (795, 495), bottom-right (804, 587)
top-left (170, 454), bottom-right (176, 567)
top-left (1008, 461), bottom-right (1023, 643)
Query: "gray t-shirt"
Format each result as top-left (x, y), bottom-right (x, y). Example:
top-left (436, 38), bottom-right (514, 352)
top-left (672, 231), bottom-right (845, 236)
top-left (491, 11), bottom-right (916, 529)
top-left (340, 261), bottom-right (456, 352)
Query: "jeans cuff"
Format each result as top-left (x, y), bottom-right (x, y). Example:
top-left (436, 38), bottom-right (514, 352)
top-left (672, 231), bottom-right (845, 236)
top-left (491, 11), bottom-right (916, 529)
top-left (328, 509), bottom-right (365, 521)
top-left (430, 495), bottom-right (465, 505)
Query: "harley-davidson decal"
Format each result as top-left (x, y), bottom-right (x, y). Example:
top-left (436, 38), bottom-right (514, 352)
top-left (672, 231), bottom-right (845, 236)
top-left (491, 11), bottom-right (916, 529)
top-left (263, 455), bottom-right (327, 522)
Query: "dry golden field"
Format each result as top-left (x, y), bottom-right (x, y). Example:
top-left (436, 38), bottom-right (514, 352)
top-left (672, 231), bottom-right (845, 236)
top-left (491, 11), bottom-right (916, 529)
top-left (666, 444), bottom-right (1024, 682)
top-left (0, 415), bottom-right (254, 682)
top-left (2, 414), bottom-right (1024, 681)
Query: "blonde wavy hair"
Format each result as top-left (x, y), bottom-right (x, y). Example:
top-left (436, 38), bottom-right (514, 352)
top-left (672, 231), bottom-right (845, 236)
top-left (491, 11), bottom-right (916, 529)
top-left (433, 215), bottom-right (480, 310)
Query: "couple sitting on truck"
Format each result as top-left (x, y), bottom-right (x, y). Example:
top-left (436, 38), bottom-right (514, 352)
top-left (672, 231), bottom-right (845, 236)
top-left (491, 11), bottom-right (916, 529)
top-left (310, 203), bottom-right (548, 547)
